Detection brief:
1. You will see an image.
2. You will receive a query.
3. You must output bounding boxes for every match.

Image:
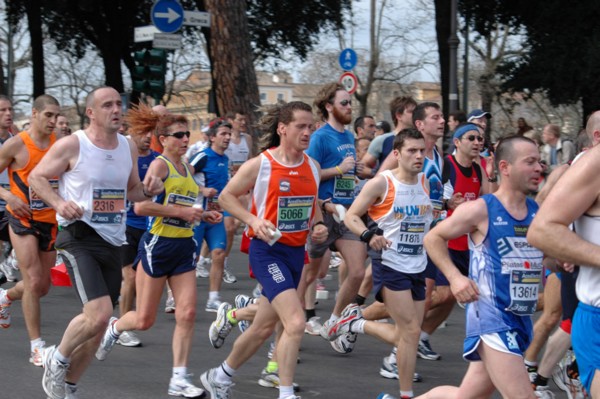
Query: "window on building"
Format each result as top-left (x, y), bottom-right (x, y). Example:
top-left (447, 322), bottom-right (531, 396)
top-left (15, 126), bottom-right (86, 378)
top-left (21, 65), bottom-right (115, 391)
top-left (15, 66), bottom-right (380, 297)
top-left (260, 92), bottom-right (266, 102)
top-left (277, 93), bottom-right (284, 101)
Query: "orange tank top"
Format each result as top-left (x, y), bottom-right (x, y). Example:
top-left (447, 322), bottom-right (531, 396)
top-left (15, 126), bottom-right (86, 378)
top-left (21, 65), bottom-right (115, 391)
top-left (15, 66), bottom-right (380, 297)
top-left (248, 150), bottom-right (319, 247)
top-left (7, 131), bottom-right (58, 224)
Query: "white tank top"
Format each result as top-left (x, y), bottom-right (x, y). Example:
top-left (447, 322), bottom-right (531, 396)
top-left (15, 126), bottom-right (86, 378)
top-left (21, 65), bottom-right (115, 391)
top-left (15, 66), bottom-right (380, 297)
top-left (58, 130), bottom-right (132, 246)
top-left (224, 133), bottom-right (250, 170)
top-left (573, 213), bottom-right (600, 306)
top-left (368, 170), bottom-right (433, 273)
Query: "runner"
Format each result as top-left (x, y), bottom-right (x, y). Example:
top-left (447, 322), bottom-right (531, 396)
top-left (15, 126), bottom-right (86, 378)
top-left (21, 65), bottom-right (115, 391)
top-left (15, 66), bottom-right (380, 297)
top-left (200, 101), bottom-right (327, 399)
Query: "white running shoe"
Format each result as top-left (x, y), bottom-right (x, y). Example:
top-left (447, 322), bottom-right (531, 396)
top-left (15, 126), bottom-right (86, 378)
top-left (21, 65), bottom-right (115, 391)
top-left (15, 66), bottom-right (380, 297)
top-left (200, 368), bottom-right (233, 399)
top-left (222, 266), bottom-right (237, 284)
top-left (42, 345), bottom-right (69, 399)
top-left (0, 288), bottom-right (12, 329)
top-left (165, 295), bottom-right (176, 313)
top-left (0, 259), bottom-right (18, 282)
top-left (195, 264), bottom-right (209, 278)
top-left (209, 302), bottom-right (234, 349)
top-left (257, 367), bottom-right (300, 391)
top-left (205, 298), bottom-right (222, 313)
top-left (117, 330), bottom-right (142, 347)
top-left (95, 317), bottom-right (120, 361)
top-left (304, 316), bottom-right (322, 336)
top-left (29, 341), bottom-right (46, 367)
top-left (167, 374), bottom-right (206, 398)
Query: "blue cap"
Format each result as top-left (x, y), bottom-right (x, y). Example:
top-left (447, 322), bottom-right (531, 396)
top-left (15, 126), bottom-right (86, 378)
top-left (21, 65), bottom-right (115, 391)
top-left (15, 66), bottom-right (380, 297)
top-left (467, 109), bottom-right (492, 122)
top-left (453, 123), bottom-right (480, 140)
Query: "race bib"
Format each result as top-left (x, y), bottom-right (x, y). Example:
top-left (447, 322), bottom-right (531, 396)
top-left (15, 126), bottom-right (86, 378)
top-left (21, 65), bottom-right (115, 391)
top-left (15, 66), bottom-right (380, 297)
top-left (506, 269), bottom-right (541, 316)
top-left (333, 174), bottom-right (355, 200)
top-left (395, 221), bottom-right (425, 256)
top-left (90, 188), bottom-right (125, 224)
top-left (29, 179), bottom-right (59, 210)
top-left (205, 196), bottom-right (222, 212)
top-left (276, 196), bottom-right (313, 232)
top-left (163, 193), bottom-right (195, 228)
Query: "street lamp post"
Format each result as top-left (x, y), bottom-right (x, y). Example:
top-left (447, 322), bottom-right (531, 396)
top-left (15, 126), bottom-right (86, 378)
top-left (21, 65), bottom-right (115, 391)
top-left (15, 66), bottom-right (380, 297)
top-left (448, 0), bottom-right (459, 113)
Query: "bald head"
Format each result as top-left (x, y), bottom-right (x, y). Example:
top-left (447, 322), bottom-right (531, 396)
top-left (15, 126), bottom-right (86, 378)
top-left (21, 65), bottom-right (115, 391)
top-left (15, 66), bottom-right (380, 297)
top-left (585, 110), bottom-right (600, 146)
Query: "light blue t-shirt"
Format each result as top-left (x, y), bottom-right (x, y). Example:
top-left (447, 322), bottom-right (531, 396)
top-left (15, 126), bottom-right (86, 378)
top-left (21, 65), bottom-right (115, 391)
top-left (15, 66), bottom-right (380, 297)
top-left (306, 123), bottom-right (356, 205)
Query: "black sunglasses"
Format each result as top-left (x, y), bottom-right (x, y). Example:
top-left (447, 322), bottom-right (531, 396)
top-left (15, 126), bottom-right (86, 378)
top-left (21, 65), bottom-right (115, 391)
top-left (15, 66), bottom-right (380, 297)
top-left (164, 131), bottom-right (190, 139)
top-left (464, 135), bottom-right (484, 142)
top-left (339, 99), bottom-right (352, 106)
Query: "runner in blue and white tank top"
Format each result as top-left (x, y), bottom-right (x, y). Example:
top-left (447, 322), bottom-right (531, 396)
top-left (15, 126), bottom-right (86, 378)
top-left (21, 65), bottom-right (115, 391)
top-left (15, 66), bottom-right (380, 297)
top-left (418, 136), bottom-right (543, 399)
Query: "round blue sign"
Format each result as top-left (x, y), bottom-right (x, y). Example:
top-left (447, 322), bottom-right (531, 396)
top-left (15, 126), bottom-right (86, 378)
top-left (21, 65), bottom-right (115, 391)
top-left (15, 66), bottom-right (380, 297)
top-left (338, 48), bottom-right (358, 71)
top-left (151, 0), bottom-right (184, 33)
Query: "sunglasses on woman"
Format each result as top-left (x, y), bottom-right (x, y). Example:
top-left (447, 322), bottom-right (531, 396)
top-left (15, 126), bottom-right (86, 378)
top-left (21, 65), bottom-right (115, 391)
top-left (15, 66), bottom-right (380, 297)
top-left (164, 131), bottom-right (190, 139)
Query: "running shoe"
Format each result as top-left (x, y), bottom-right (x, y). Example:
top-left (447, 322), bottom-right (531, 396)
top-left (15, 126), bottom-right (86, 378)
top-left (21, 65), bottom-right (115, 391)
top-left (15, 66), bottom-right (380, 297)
top-left (0, 259), bottom-right (17, 282)
top-left (29, 341), bottom-right (46, 367)
top-left (257, 368), bottom-right (300, 391)
top-left (534, 385), bottom-right (556, 398)
top-left (165, 295), bottom-right (176, 313)
top-left (42, 345), bottom-right (69, 399)
top-left (304, 316), bottom-right (322, 335)
top-left (527, 364), bottom-right (539, 383)
top-left (252, 283), bottom-right (262, 298)
top-left (234, 294), bottom-right (252, 333)
top-left (200, 368), bottom-right (233, 399)
top-left (209, 302), bottom-right (234, 349)
top-left (379, 355), bottom-right (423, 382)
top-left (316, 279), bottom-right (326, 291)
top-left (0, 288), bottom-right (12, 328)
top-left (117, 330), bottom-right (142, 347)
top-left (326, 303), bottom-right (362, 341)
top-left (195, 264), bottom-right (210, 278)
top-left (95, 317), bottom-right (120, 361)
top-left (329, 252), bottom-right (342, 269)
top-left (552, 350), bottom-right (588, 399)
top-left (330, 332), bottom-right (357, 354)
top-left (206, 298), bottom-right (222, 313)
top-left (168, 374), bottom-right (206, 398)
top-left (222, 266), bottom-right (237, 284)
top-left (65, 383), bottom-right (79, 399)
top-left (417, 338), bottom-right (441, 360)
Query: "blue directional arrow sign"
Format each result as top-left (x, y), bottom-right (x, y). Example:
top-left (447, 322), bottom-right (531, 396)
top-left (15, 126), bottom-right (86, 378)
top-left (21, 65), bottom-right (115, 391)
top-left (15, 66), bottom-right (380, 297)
top-left (339, 48), bottom-right (358, 71)
top-left (151, 0), bottom-right (184, 33)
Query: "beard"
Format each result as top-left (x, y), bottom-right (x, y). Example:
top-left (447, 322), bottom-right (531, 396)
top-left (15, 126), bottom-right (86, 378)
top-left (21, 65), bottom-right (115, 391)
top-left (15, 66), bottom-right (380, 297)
top-left (332, 106), bottom-right (352, 125)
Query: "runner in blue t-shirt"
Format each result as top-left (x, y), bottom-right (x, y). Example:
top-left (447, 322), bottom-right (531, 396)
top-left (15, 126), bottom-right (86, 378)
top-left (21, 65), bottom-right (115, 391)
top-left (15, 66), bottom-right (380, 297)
top-left (189, 120), bottom-right (231, 312)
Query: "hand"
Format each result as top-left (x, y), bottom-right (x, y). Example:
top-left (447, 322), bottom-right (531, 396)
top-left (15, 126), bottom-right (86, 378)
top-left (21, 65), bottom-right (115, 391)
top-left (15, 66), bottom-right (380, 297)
top-left (143, 175), bottom-right (164, 196)
top-left (339, 156), bottom-right (355, 174)
top-left (57, 200), bottom-right (84, 220)
top-left (202, 210), bottom-right (223, 224)
top-left (355, 160), bottom-right (365, 174)
top-left (202, 187), bottom-right (218, 198)
top-left (6, 194), bottom-right (31, 219)
top-left (557, 261), bottom-right (575, 273)
top-left (485, 153), bottom-right (496, 179)
top-left (369, 235), bottom-right (391, 251)
top-left (321, 198), bottom-right (334, 214)
top-left (447, 193), bottom-right (465, 210)
top-left (250, 218), bottom-right (276, 243)
top-left (310, 224), bottom-right (328, 244)
top-left (179, 206), bottom-right (204, 224)
top-left (449, 275), bottom-right (479, 304)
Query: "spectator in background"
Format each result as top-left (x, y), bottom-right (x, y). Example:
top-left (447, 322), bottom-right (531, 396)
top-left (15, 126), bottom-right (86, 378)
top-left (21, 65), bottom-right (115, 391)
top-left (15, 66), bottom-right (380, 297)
top-left (516, 117), bottom-right (542, 146)
top-left (56, 116), bottom-right (71, 139)
top-left (375, 120), bottom-right (391, 137)
top-left (540, 124), bottom-right (575, 173)
top-left (354, 115), bottom-right (377, 140)
top-left (445, 110), bottom-right (467, 153)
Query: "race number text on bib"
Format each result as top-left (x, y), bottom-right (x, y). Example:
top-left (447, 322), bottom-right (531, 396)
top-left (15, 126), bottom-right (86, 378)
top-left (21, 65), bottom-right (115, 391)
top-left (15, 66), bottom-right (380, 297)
top-left (29, 179), bottom-right (59, 210)
top-left (91, 188), bottom-right (126, 224)
top-left (163, 193), bottom-right (195, 228)
top-left (277, 196), bottom-right (313, 233)
top-left (333, 174), bottom-right (355, 200)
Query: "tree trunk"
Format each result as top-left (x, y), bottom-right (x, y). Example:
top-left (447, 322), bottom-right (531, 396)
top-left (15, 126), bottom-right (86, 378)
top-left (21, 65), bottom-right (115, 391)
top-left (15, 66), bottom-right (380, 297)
top-left (204, 0), bottom-right (260, 127)
top-left (25, 0), bottom-right (45, 97)
top-left (434, 0), bottom-right (452, 148)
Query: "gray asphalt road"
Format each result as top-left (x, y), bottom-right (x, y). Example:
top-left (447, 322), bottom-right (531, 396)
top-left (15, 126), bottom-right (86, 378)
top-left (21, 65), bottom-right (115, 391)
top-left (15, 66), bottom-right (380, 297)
top-left (0, 240), bottom-right (563, 399)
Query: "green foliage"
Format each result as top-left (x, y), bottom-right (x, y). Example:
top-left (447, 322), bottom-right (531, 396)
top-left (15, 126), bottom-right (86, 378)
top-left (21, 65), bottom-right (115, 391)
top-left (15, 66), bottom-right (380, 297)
top-left (461, 0), bottom-right (600, 113)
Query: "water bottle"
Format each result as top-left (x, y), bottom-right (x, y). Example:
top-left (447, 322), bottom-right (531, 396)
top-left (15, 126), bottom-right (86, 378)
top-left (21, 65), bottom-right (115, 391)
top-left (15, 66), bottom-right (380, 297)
top-left (376, 394), bottom-right (397, 399)
top-left (192, 195), bottom-right (204, 227)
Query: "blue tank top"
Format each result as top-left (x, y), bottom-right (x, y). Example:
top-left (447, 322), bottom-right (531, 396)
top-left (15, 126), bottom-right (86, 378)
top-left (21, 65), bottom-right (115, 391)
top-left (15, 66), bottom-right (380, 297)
top-left (466, 194), bottom-right (543, 340)
top-left (423, 147), bottom-right (443, 211)
top-left (126, 150), bottom-right (159, 230)
top-left (306, 123), bottom-right (356, 205)
top-left (189, 147), bottom-right (229, 212)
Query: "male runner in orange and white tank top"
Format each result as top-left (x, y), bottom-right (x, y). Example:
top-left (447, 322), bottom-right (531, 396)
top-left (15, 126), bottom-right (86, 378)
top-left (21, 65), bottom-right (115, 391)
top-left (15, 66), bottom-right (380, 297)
top-left (0, 94), bottom-right (60, 367)
top-left (201, 101), bottom-right (328, 399)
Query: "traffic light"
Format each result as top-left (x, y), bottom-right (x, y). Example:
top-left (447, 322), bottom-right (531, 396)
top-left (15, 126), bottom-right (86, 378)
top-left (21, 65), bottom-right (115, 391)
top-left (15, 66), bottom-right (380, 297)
top-left (132, 49), bottom-right (167, 101)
